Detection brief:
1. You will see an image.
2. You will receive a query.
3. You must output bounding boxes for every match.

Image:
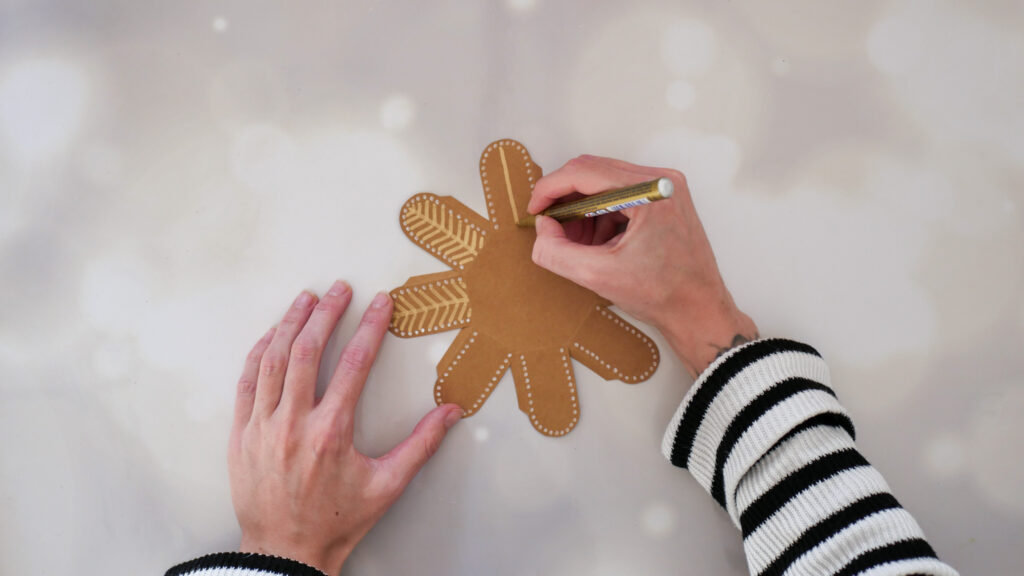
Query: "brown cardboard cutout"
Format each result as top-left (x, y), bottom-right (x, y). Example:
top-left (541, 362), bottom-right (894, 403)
top-left (389, 139), bottom-right (659, 436)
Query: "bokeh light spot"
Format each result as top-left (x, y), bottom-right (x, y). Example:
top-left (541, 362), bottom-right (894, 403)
top-left (379, 94), bottom-right (416, 131)
top-left (923, 433), bottom-right (966, 479)
top-left (641, 502), bottom-right (677, 538)
top-left (0, 59), bottom-right (88, 166)
top-left (969, 387), bottom-right (1024, 515)
top-left (661, 20), bottom-right (717, 77)
top-left (665, 80), bottom-right (696, 111)
top-left (506, 0), bottom-right (538, 12)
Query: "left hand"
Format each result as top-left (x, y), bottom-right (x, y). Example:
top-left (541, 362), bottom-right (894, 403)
top-left (229, 281), bottom-right (463, 575)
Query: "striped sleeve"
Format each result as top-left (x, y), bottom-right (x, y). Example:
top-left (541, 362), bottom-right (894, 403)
top-left (165, 552), bottom-right (325, 576)
top-left (661, 338), bottom-right (958, 576)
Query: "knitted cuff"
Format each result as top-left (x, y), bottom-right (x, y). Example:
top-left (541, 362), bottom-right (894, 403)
top-left (660, 338), bottom-right (852, 521)
top-left (165, 552), bottom-right (327, 576)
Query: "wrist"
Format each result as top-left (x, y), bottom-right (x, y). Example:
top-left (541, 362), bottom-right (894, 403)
top-left (657, 291), bottom-right (758, 379)
top-left (240, 536), bottom-right (351, 576)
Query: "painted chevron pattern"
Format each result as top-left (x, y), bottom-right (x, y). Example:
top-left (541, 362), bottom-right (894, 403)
top-left (400, 194), bottom-right (486, 270)
top-left (390, 276), bottom-right (472, 336)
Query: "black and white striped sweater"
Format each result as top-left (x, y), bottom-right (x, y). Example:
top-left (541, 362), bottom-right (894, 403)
top-left (167, 339), bottom-right (957, 576)
top-left (661, 338), bottom-right (956, 576)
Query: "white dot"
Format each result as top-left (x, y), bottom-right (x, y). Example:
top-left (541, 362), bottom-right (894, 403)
top-left (473, 427), bottom-right (490, 443)
top-left (665, 80), bottom-right (696, 111)
top-left (923, 433), bottom-right (966, 479)
top-left (641, 502), bottom-right (677, 538)
top-left (0, 59), bottom-right (88, 166)
top-left (771, 57), bottom-right (791, 76)
top-left (660, 20), bottom-right (717, 77)
top-left (506, 0), bottom-right (537, 11)
top-left (212, 17), bottom-right (229, 33)
top-left (379, 94), bottom-right (416, 131)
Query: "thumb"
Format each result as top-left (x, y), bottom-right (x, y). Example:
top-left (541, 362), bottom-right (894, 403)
top-left (532, 215), bottom-right (612, 290)
top-left (382, 404), bottom-right (462, 488)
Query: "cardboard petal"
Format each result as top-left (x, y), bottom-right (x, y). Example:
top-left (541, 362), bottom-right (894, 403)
top-left (399, 193), bottom-right (489, 271)
top-left (570, 305), bottom-right (660, 384)
top-left (389, 271), bottom-right (471, 338)
top-left (478, 139), bottom-right (541, 228)
top-left (434, 329), bottom-right (511, 417)
top-left (390, 139), bottom-right (660, 437)
top-left (510, 347), bottom-right (580, 437)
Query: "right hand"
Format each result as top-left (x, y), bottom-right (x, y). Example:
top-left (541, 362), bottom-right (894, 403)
top-left (528, 154), bottom-right (758, 378)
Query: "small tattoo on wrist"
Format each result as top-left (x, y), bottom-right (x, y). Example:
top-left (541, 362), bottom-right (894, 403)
top-left (713, 333), bottom-right (758, 360)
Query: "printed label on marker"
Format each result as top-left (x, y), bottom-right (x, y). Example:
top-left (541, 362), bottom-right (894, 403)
top-left (584, 197), bottom-right (651, 218)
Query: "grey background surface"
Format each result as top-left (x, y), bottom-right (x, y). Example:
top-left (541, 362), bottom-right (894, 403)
top-left (1, 1), bottom-right (1022, 574)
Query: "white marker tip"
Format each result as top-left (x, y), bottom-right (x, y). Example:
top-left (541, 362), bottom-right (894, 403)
top-left (658, 177), bottom-right (674, 198)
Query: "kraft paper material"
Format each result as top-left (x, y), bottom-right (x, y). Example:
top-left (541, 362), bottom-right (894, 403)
top-left (389, 139), bottom-right (660, 436)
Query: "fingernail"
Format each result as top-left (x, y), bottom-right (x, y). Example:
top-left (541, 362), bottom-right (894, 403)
top-left (444, 407), bottom-right (463, 430)
top-left (371, 291), bottom-right (390, 308)
top-left (535, 215), bottom-right (553, 233)
top-left (295, 291), bottom-right (315, 308)
top-left (327, 280), bottom-right (350, 297)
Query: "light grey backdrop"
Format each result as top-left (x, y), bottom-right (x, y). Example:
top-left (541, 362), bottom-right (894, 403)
top-left (1, 1), bottom-right (1022, 574)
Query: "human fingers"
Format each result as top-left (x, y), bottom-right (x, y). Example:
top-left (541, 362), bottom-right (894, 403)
top-left (576, 217), bottom-right (596, 245)
top-left (561, 219), bottom-right (586, 243)
top-left (278, 280), bottom-right (352, 414)
top-left (592, 213), bottom-right (624, 245)
top-left (527, 155), bottom-right (650, 214)
top-left (318, 292), bottom-right (393, 429)
top-left (379, 404), bottom-right (462, 491)
top-left (558, 213), bottom-right (626, 246)
top-left (532, 215), bottom-right (615, 291)
top-left (254, 290), bottom-right (318, 418)
top-left (233, 326), bottom-right (277, 431)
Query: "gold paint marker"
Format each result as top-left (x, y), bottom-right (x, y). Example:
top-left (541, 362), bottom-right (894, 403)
top-left (517, 177), bottom-right (674, 227)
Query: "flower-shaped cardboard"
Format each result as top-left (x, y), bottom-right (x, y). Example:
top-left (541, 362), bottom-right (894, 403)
top-left (388, 139), bottom-right (659, 436)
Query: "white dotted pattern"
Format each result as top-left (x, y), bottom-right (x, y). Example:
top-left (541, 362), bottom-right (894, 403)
top-left (393, 142), bottom-right (662, 438)
top-left (480, 139), bottom-right (536, 228)
top-left (572, 306), bottom-right (659, 382)
top-left (401, 193), bottom-right (487, 270)
top-left (435, 330), bottom-right (512, 416)
top-left (520, 347), bottom-right (579, 436)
